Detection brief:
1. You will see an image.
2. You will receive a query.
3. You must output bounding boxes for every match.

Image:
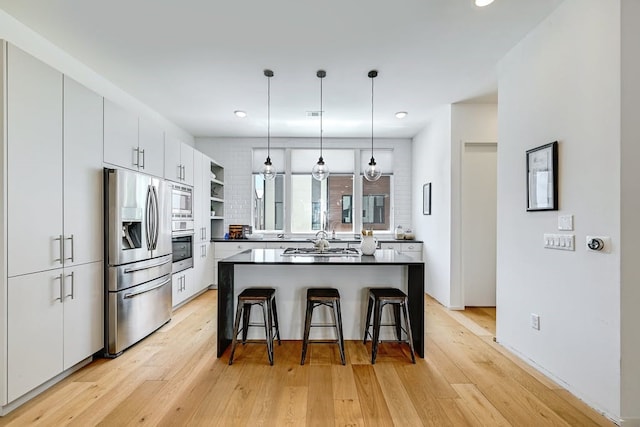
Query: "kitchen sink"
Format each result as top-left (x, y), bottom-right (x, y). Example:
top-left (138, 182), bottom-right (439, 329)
top-left (281, 247), bottom-right (361, 257)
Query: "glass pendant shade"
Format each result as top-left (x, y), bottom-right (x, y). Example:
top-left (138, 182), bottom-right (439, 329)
top-left (364, 157), bottom-right (382, 181)
top-left (312, 157), bottom-right (330, 181)
top-left (262, 157), bottom-right (276, 180)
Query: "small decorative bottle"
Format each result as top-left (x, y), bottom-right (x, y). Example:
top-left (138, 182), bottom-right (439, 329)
top-left (395, 225), bottom-right (404, 240)
top-left (360, 230), bottom-right (378, 256)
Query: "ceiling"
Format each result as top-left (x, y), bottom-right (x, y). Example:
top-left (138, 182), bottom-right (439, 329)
top-left (0, 0), bottom-right (563, 139)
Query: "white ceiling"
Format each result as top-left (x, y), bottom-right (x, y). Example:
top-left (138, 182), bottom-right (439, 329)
top-left (0, 0), bottom-right (563, 139)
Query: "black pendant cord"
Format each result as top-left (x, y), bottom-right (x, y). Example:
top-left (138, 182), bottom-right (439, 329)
top-left (267, 72), bottom-right (271, 160)
top-left (370, 71), bottom-right (374, 162)
top-left (317, 70), bottom-right (326, 163)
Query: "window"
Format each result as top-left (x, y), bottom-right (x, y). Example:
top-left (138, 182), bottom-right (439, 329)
top-left (362, 175), bottom-right (391, 230)
top-left (253, 174), bottom-right (284, 231)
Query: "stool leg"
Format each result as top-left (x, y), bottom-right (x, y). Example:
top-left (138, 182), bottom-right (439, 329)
top-left (271, 295), bottom-right (281, 345)
top-left (301, 300), bottom-right (314, 365)
top-left (242, 303), bottom-right (251, 344)
top-left (363, 294), bottom-right (374, 344)
top-left (333, 300), bottom-right (346, 365)
top-left (229, 302), bottom-right (244, 365)
top-left (393, 303), bottom-right (402, 341)
top-left (371, 300), bottom-right (383, 364)
top-left (401, 300), bottom-right (416, 364)
top-left (263, 301), bottom-right (274, 365)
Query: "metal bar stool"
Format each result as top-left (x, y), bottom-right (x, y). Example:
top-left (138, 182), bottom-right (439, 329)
top-left (229, 287), bottom-right (281, 365)
top-left (363, 287), bottom-right (416, 364)
top-left (301, 288), bottom-right (346, 365)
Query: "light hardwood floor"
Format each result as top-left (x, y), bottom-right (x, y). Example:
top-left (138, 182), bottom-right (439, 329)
top-left (0, 291), bottom-right (613, 426)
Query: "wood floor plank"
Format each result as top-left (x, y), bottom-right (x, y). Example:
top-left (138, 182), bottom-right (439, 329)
top-left (96, 380), bottom-right (167, 426)
top-left (373, 363), bottom-right (423, 426)
top-left (436, 398), bottom-right (480, 426)
top-left (306, 365), bottom-right (335, 426)
top-left (451, 383), bottom-right (512, 426)
top-left (274, 386), bottom-right (307, 426)
top-left (351, 365), bottom-right (394, 426)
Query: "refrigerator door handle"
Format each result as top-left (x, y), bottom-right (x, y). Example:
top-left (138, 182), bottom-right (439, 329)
top-left (152, 186), bottom-right (159, 250)
top-left (145, 185), bottom-right (153, 250)
top-left (123, 258), bottom-right (171, 273)
top-left (124, 278), bottom-right (171, 299)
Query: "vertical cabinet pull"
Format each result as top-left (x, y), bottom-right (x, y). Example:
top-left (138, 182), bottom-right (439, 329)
top-left (54, 273), bottom-right (64, 302)
top-left (54, 235), bottom-right (64, 264)
top-left (65, 234), bottom-right (75, 262)
top-left (133, 147), bottom-right (140, 167)
top-left (66, 271), bottom-right (75, 300)
top-left (139, 149), bottom-right (145, 169)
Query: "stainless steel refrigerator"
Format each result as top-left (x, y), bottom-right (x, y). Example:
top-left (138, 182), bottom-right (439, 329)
top-left (104, 168), bottom-right (172, 357)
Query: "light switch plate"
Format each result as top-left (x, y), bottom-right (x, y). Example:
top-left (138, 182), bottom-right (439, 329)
top-left (544, 233), bottom-right (575, 251)
top-left (558, 215), bottom-right (574, 231)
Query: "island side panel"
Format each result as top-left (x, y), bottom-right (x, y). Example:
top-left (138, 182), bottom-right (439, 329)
top-left (407, 263), bottom-right (425, 358)
top-left (217, 261), bottom-right (235, 357)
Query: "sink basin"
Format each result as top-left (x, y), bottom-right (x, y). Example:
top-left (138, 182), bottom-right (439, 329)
top-left (281, 247), bottom-right (361, 257)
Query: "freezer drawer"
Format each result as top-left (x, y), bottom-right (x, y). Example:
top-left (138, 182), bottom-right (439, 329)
top-left (106, 274), bottom-right (172, 356)
top-left (107, 254), bottom-right (172, 292)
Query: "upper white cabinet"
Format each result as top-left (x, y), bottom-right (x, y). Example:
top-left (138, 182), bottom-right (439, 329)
top-left (164, 134), bottom-right (194, 185)
top-left (104, 100), bottom-right (164, 177)
top-left (7, 44), bottom-right (63, 277)
top-left (63, 76), bottom-right (104, 266)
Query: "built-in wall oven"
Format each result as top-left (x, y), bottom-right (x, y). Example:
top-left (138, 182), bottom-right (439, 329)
top-left (171, 183), bottom-right (194, 273)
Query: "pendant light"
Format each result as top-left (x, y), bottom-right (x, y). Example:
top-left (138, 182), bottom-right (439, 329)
top-left (364, 70), bottom-right (382, 182)
top-left (262, 69), bottom-right (276, 180)
top-left (312, 70), bottom-right (330, 181)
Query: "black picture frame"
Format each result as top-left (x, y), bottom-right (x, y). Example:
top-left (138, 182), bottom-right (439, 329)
top-left (423, 183), bottom-right (431, 215)
top-left (526, 141), bottom-right (558, 211)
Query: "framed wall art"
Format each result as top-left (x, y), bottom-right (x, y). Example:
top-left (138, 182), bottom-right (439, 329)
top-left (526, 141), bottom-right (558, 211)
top-left (423, 183), bottom-right (431, 215)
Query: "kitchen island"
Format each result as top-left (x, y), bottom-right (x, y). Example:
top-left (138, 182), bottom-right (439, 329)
top-left (217, 248), bottom-right (425, 358)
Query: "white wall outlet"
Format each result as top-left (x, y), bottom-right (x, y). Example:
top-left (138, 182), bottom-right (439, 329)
top-left (586, 236), bottom-right (611, 253)
top-left (530, 313), bottom-right (540, 330)
top-left (558, 214), bottom-right (574, 231)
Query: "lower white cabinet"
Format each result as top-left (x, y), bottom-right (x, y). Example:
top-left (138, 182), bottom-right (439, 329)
top-left (172, 267), bottom-right (194, 308)
top-left (7, 261), bottom-right (103, 402)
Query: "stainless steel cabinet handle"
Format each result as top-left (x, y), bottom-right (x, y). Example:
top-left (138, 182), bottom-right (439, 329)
top-left (124, 278), bottom-right (171, 299)
top-left (133, 147), bottom-right (138, 167)
top-left (66, 271), bottom-right (75, 300)
top-left (54, 273), bottom-right (64, 302)
top-left (65, 234), bottom-right (75, 262)
top-left (139, 149), bottom-right (145, 169)
top-left (54, 235), bottom-right (64, 264)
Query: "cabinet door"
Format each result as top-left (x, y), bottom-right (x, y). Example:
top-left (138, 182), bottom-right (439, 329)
top-left (63, 262), bottom-right (104, 370)
top-left (164, 134), bottom-right (182, 182)
top-left (172, 268), bottom-right (194, 308)
top-left (63, 76), bottom-right (103, 266)
top-left (193, 151), bottom-right (204, 242)
top-left (8, 271), bottom-right (64, 402)
top-left (103, 99), bottom-right (139, 170)
top-left (7, 45), bottom-right (63, 277)
top-left (138, 116), bottom-right (165, 178)
top-left (180, 143), bottom-right (195, 186)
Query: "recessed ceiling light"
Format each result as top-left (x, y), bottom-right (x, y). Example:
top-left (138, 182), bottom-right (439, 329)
top-left (234, 110), bottom-right (247, 118)
top-left (475, 0), bottom-right (495, 6)
top-left (395, 111), bottom-right (408, 119)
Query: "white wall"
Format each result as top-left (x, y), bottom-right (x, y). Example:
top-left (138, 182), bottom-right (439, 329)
top-left (620, 0), bottom-right (640, 422)
top-left (196, 137), bottom-right (412, 236)
top-left (412, 106), bottom-right (452, 303)
top-left (0, 10), bottom-right (193, 145)
top-left (496, 0), bottom-right (621, 420)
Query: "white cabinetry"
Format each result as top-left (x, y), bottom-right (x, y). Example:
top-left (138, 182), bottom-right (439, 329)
top-left (193, 153), bottom-right (214, 294)
top-left (104, 100), bottom-right (164, 178)
top-left (2, 44), bottom-right (104, 405)
top-left (209, 160), bottom-right (225, 238)
top-left (7, 262), bottom-right (102, 402)
top-left (172, 267), bottom-right (194, 308)
top-left (164, 135), bottom-right (194, 185)
top-left (379, 241), bottom-right (423, 260)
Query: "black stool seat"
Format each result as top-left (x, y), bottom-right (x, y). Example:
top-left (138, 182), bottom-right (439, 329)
top-left (301, 287), bottom-right (346, 365)
top-left (363, 287), bottom-right (416, 364)
top-left (229, 287), bottom-right (281, 365)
